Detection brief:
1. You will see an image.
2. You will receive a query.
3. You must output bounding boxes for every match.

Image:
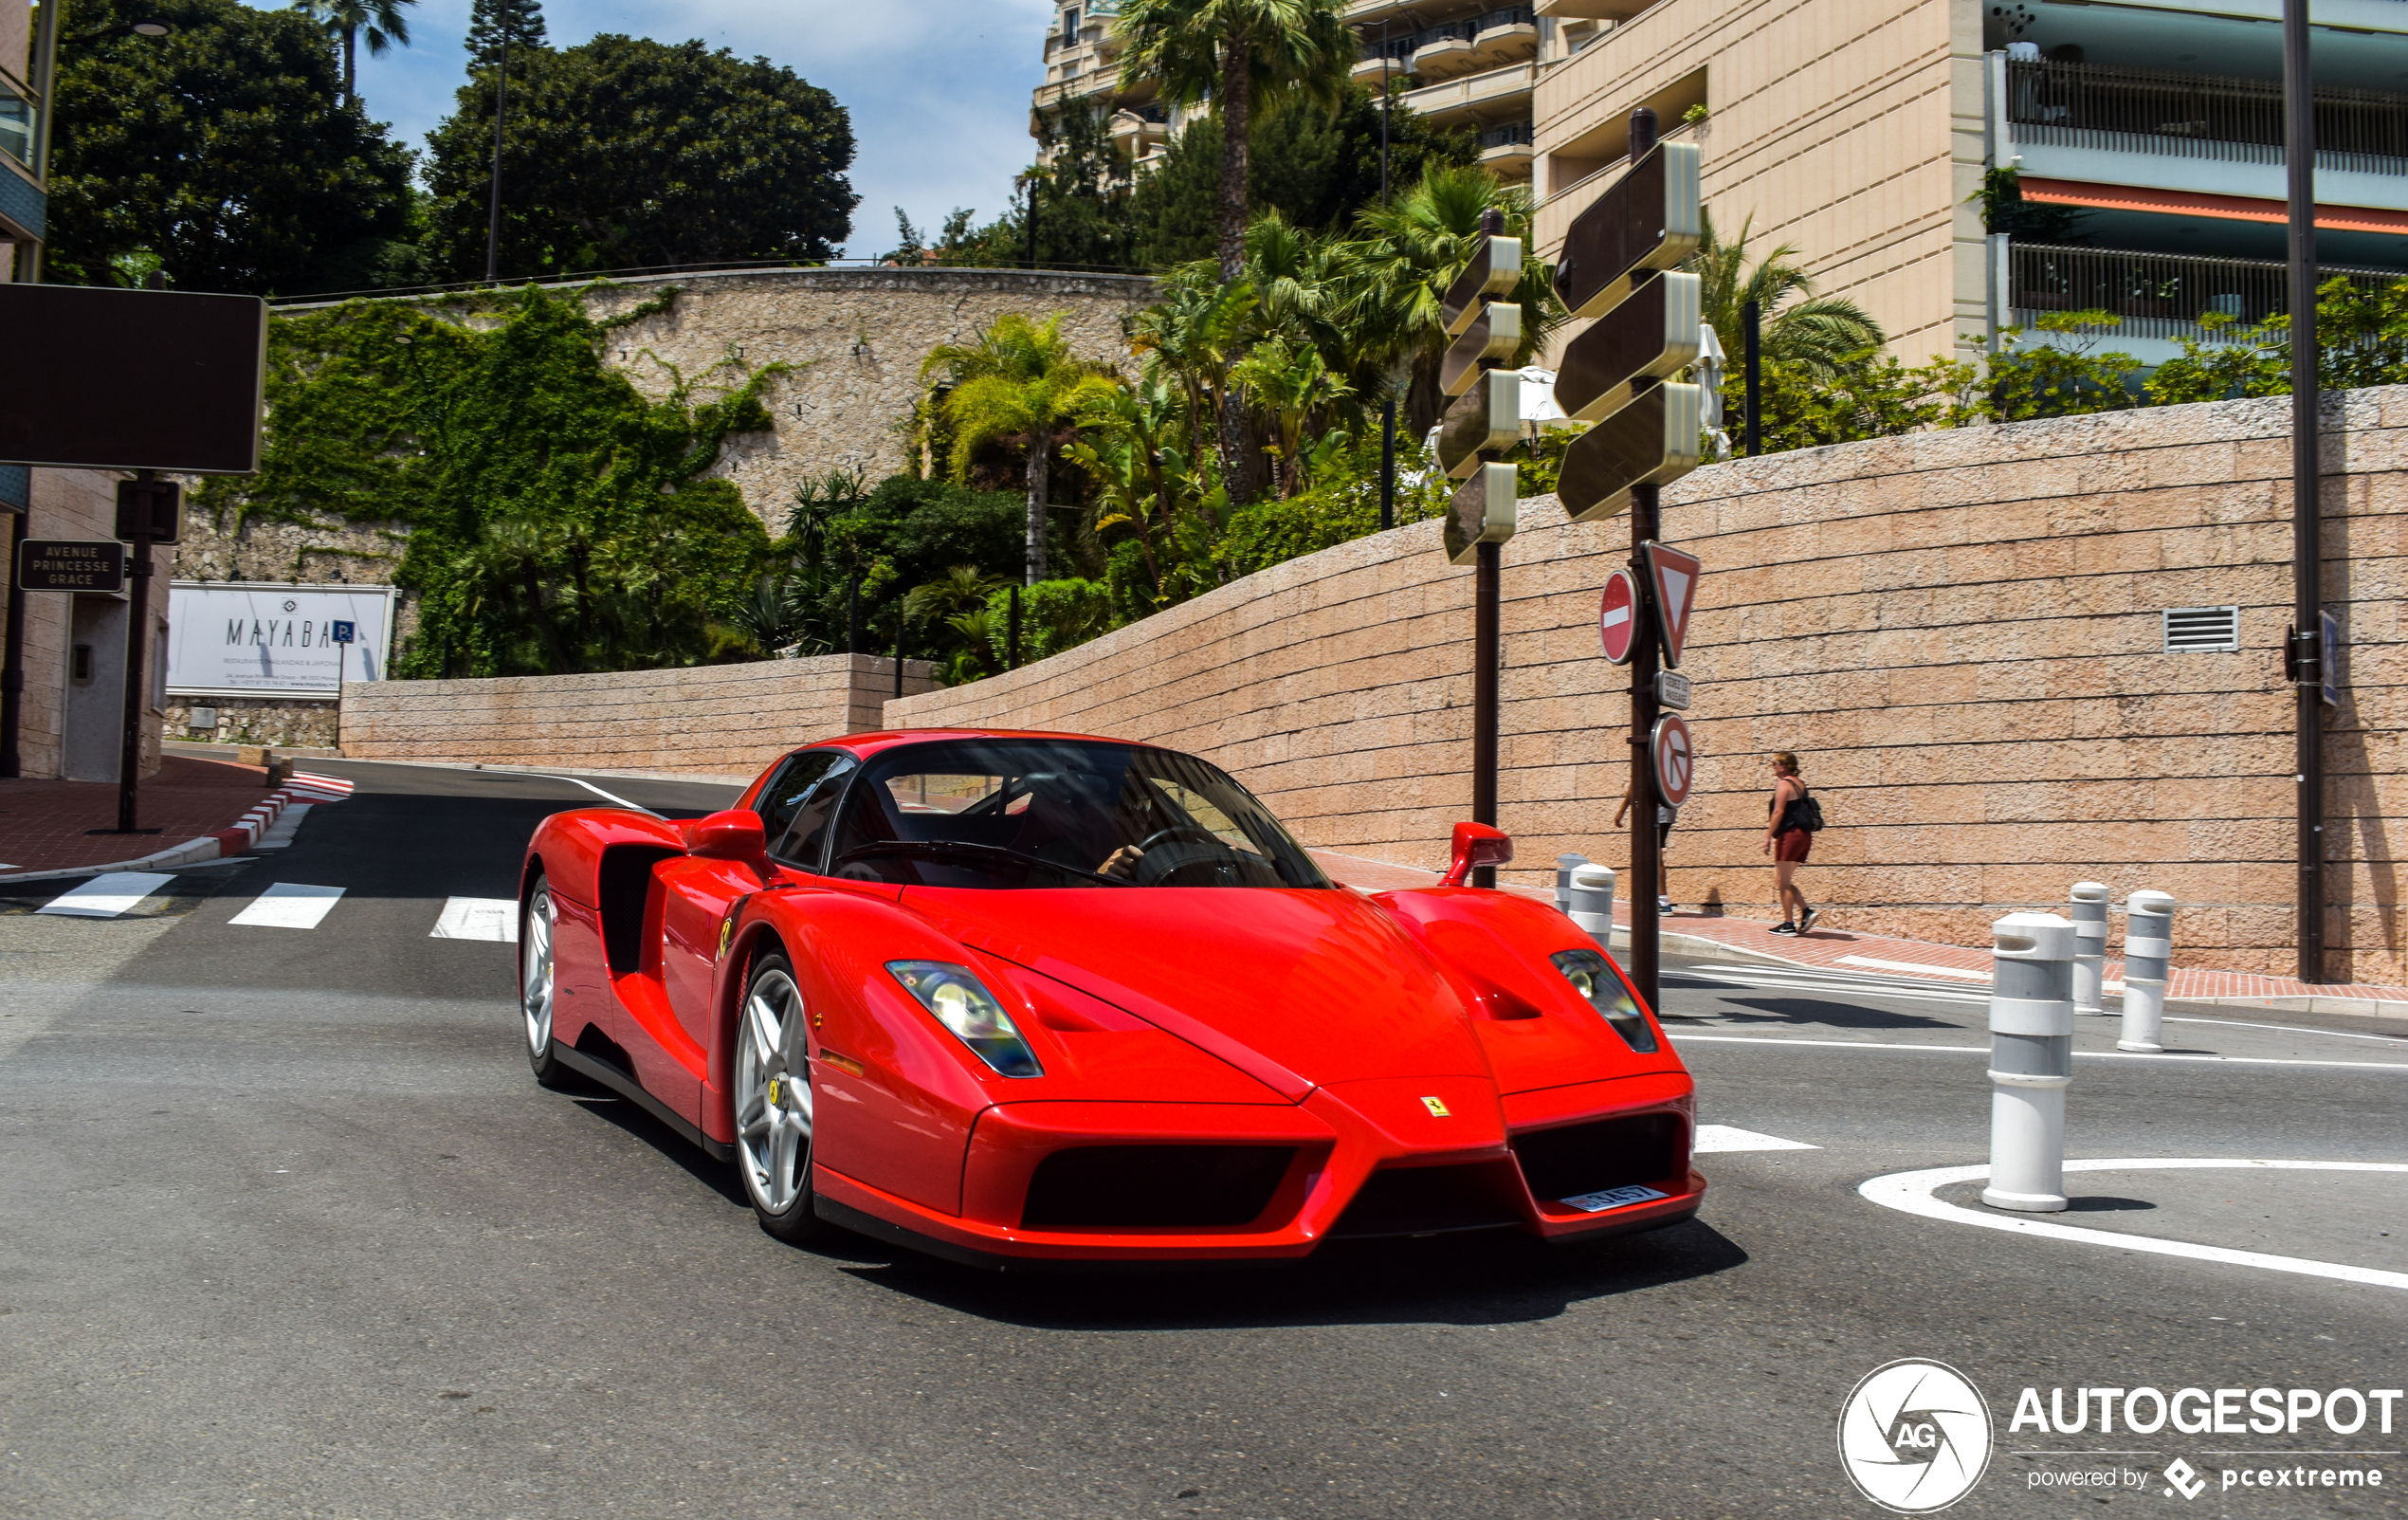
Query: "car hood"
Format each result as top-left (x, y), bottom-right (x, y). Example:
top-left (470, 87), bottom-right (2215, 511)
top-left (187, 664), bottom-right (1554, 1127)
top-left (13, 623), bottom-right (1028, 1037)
top-left (901, 887), bottom-right (1491, 1100)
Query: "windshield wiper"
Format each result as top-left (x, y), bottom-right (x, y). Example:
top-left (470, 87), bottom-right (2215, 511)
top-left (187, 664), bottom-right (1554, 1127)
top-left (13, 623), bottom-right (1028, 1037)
top-left (833, 838), bottom-right (1135, 888)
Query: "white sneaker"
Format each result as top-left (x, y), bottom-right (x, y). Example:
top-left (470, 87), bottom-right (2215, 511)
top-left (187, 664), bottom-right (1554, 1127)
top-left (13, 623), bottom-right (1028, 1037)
top-left (1657, 896), bottom-right (1674, 913)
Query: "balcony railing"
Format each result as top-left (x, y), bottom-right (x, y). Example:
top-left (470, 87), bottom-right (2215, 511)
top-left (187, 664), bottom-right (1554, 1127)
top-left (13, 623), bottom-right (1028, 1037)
top-left (1361, 9), bottom-right (1533, 64)
top-left (2007, 242), bottom-right (2405, 341)
top-left (2005, 58), bottom-right (2408, 176)
top-left (1479, 120), bottom-right (1535, 148)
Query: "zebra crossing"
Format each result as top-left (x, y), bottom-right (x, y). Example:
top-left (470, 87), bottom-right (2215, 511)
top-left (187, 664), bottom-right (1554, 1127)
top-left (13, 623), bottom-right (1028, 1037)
top-left (30, 872), bottom-right (518, 941)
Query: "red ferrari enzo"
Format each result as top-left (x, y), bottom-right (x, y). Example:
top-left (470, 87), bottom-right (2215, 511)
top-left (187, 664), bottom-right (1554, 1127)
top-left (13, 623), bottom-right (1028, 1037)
top-left (517, 729), bottom-right (1703, 1267)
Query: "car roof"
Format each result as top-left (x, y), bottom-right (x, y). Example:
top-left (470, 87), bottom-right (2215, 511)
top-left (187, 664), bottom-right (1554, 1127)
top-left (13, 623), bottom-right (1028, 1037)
top-left (804, 727), bottom-right (1137, 760)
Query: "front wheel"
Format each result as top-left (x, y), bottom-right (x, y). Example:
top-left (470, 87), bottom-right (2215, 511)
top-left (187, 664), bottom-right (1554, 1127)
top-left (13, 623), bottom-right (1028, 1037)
top-left (735, 951), bottom-right (822, 1243)
top-left (521, 877), bottom-right (576, 1089)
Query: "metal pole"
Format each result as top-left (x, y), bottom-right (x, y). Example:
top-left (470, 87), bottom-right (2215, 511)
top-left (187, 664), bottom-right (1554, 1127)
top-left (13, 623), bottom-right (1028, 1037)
top-left (1379, 20), bottom-right (1392, 205)
top-left (2284, 0), bottom-right (2326, 983)
top-left (894, 620), bottom-right (903, 703)
top-left (1742, 299), bottom-right (1762, 457)
top-left (484, 13), bottom-right (510, 284)
top-left (1026, 176), bottom-right (1038, 271)
top-left (1471, 541), bottom-right (1500, 886)
top-left (0, 507), bottom-right (26, 776)
top-left (847, 575), bottom-right (861, 655)
top-left (1377, 24), bottom-right (1396, 534)
top-left (1627, 105), bottom-right (1664, 1014)
top-left (114, 524), bottom-right (154, 833)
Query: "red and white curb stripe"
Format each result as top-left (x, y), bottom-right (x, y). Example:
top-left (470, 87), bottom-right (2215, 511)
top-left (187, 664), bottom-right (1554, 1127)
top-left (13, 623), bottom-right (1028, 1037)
top-left (0, 779), bottom-right (353, 884)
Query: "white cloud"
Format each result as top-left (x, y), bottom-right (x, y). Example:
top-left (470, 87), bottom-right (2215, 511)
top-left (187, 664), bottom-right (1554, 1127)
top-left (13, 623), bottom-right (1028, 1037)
top-left (286, 0), bottom-right (1052, 259)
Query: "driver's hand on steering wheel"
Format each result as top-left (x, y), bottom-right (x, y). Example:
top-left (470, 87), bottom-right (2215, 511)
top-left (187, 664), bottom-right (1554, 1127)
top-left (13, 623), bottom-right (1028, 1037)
top-left (1098, 844), bottom-right (1145, 880)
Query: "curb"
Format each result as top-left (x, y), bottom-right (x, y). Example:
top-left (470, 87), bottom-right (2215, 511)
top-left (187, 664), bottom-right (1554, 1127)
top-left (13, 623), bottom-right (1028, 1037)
top-left (0, 783), bottom-right (329, 885)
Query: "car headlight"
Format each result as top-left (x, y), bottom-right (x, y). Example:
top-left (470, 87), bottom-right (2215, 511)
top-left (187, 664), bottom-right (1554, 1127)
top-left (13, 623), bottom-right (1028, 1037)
top-left (886, 961), bottom-right (1044, 1077)
top-left (1549, 949), bottom-right (1660, 1053)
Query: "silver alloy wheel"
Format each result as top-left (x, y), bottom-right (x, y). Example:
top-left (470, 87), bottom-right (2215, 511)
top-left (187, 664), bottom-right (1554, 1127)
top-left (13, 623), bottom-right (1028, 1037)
top-left (736, 967), bottom-right (813, 1215)
top-left (521, 884), bottom-right (556, 1056)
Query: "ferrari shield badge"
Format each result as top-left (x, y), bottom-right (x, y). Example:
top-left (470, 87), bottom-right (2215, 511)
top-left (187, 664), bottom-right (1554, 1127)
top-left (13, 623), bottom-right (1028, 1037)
top-left (1420, 1096), bottom-right (1450, 1118)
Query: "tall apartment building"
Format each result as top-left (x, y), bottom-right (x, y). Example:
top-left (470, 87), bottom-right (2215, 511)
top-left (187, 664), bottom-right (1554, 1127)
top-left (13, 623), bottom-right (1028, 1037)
top-left (1532, 0), bottom-right (2408, 363)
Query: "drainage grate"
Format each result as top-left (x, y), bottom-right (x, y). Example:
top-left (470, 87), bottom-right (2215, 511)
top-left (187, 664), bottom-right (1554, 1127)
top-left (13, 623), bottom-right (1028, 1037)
top-left (2163, 606), bottom-right (2239, 653)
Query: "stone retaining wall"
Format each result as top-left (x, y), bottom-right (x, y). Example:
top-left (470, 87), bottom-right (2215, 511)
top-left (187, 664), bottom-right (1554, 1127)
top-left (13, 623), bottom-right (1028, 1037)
top-left (887, 389), bottom-right (2406, 983)
top-left (340, 654), bottom-right (939, 778)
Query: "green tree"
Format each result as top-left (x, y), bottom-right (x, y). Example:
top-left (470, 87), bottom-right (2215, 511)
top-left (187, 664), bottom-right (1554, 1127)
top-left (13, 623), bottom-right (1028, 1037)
top-left (288, 0), bottom-right (415, 104)
top-left (45, 0), bottom-right (415, 295)
top-left (1688, 211), bottom-right (1885, 380)
top-left (1116, 0), bottom-right (1355, 492)
top-left (422, 35), bottom-right (857, 280)
top-left (465, 0), bottom-right (547, 66)
top-left (922, 314), bottom-right (1121, 586)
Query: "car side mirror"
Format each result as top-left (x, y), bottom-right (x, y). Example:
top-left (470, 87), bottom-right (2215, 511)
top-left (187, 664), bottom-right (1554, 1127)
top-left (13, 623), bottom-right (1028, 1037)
top-left (1441, 821), bottom-right (1513, 887)
top-left (691, 810), bottom-right (771, 878)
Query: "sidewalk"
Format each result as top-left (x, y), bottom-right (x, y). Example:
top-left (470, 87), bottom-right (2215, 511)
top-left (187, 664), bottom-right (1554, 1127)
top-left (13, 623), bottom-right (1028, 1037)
top-left (1307, 849), bottom-right (2408, 1023)
top-left (0, 755), bottom-right (273, 876)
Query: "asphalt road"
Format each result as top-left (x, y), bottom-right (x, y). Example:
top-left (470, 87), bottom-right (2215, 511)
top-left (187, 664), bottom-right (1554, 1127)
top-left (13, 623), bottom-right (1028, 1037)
top-left (1, 759), bottom-right (2402, 1519)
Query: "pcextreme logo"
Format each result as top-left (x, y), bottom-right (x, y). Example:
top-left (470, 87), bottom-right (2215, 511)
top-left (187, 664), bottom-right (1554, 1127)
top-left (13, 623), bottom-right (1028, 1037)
top-left (1837, 1359), bottom-right (1995, 1513)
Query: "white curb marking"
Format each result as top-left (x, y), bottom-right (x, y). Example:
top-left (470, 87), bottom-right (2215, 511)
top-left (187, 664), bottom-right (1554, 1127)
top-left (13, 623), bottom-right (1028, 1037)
top-left (1695, 1124), bottom-right (1818, 1152)
top-left (251, 803), bottom-right (313, 850)
top-left (1860, 1159), bottom-right (2408, 1291)
top-left (229, 882), bottom-right (345, 929)
top-left (36, 872), bottom-right (176, 918)
top-left (430, 896), bottom-right (519, 943)
top-left (1838, 954), bottom-right (1993, 981)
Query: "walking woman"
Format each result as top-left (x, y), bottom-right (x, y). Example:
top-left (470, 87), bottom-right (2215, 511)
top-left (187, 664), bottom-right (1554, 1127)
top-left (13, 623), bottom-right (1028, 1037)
top-left (1763, 751), bottom-right (1815, 935)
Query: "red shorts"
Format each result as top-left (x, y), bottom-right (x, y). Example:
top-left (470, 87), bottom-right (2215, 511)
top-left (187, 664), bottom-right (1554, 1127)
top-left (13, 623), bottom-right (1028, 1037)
top-left (1774, 829), bottom-right (1812, 863)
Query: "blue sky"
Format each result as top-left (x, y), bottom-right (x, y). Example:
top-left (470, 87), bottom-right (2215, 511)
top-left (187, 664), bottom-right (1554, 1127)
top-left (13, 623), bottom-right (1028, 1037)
top-left (259, 0), bottom-right (1055, 260)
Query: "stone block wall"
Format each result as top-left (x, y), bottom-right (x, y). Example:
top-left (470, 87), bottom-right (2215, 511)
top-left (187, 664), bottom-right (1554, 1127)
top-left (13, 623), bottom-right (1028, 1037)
top-left (4, 467), bottom-right (169, 781)
top-left (340, 654), bottom-right (939, 779)
top-left (888, 389), bottom-right (2406, 984)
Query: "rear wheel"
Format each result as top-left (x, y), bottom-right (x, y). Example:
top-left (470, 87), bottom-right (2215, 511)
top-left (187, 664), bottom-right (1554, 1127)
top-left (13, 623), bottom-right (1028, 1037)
top-left (735, 951), bottom-right (822, 1242)
top-left (522, 878), bottom-right (574, 1089)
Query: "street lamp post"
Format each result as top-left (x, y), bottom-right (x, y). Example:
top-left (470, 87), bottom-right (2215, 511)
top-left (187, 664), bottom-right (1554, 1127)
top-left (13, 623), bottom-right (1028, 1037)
top-left (1377, 21), bottom-right (1396, 533)
top-left (2283, 0), bottom-right (2326, 982)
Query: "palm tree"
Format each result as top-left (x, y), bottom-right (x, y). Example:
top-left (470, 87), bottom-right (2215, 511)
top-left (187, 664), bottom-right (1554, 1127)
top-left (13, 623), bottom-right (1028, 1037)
top-left (1342, 164), bottom-right (1563, 434)
top-left (290, 0), bottom-right (417, 105)
top-left (1115, 0), bottom-right (1355, 495)
top-left (921, 314), bottom-right (1121, 585)
top-left (1688, 211), bottom-right (1886, 380)
top-left (904, 564), bottom-right (1009, 630)
top-left (1226, 336), bottom-right (1354, 498)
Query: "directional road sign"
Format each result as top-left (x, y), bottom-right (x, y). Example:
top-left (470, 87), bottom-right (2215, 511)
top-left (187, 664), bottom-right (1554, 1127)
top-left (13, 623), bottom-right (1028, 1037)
top-left (1441, 234), bottom-right (1523, 337)
top-left (1554, 271), bottom-right (1701, 422)
top-left (15, 539), bottom-right (126, 593)
top-left (1555, 142), bottom-right (1702, 321)
top-left (1440, 302), bottom-right (1523, 396)
top-left (1444, 463), bottom-right (1517, 567)
top-left (1642, 540), bottom-right (1703, 668)
top-left (1598, 568), bottom-right (1639, 664)
top-left (1437, 371), bottom-right (1523, 480)
top-left (1557, 383), bottom-right (1702, 523)
top-left (1651, 713), bottom-right (1695, 808)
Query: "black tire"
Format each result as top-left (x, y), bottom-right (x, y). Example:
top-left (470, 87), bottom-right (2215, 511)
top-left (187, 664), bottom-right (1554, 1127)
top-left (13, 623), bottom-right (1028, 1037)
top-left (734, 950), bottom-right (823, 1243)
top-left (521, 876), bottom-right (576, 1090)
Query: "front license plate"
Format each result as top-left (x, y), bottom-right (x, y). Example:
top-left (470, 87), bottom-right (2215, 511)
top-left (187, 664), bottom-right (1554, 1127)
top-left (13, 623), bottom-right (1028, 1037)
top-left (1561, 1184), bottom-right (1669, 1213)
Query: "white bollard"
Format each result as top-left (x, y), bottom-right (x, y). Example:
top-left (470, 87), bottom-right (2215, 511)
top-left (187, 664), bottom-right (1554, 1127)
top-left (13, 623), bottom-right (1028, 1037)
top-left (1568, 863), bottom-right (1617, 944)
top-left (1556, 853), bottom-right (1589, 916)
top-left (2119, 889), bottom-right (2175, 1053)
top-left (2071, 882), bottom-right (2109, 1016)
top-left (1983, 911), bottom-right (2074, 1213)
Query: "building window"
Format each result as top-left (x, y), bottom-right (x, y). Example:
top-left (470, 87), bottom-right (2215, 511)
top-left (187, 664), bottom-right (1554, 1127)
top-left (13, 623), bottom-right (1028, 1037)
top-left (1063, 7), bottom-right (1081, 42)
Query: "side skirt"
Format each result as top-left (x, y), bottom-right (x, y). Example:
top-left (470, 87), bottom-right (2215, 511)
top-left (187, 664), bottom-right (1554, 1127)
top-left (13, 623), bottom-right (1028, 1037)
top-left (555, 1046), bottom-right (736, 1165)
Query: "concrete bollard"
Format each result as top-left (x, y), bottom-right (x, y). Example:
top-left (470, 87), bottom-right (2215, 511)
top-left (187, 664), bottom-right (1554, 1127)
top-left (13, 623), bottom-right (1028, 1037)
top-left (1567, 863), bottom-right (1617, 944)
top-left (1556, 853), bottom-right (1590, 916)
top-left (2071, 882), bottom-right (2109, 1015)
top-left (1983, 911), bottom-right (2075, 1213)
top-left (2119, 889), bottom-right (2175, 1053)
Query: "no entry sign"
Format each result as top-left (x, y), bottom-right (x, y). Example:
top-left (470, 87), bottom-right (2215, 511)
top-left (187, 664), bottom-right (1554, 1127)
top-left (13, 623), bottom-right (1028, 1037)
top-left (1651, 713), bottom-right (1695, 808)
top-left (1598, 568), bottom-right (1639, 664)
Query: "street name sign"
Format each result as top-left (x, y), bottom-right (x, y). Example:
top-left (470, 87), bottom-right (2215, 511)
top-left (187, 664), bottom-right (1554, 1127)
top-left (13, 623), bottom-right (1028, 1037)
top-left (1651, 713), bottom-right (1695, 807)
top-left (1445, 463), bottom-right (1517, 567)
top-left (1598, 568), bottom-right (1639, 664)
top-left (1656, 669), bottom-right (1692, 709)
top-left (1557, 384), bottom-right (1702, 523)
top-left (1442, 234), bottom-right (1524, 337)
top-left (1554, 271), bottom-right (1701, 422)
top-left (1437, 371), bottom-right (1523, 479)
top-left (1440, 302), bottom-right (1523, 396)
top-left (1642, 540), bottom-right (1703, 668)
top-left (1554, 142), bottom-right (1702, 321)
top-left (16, 539), bottom-right (126, 593)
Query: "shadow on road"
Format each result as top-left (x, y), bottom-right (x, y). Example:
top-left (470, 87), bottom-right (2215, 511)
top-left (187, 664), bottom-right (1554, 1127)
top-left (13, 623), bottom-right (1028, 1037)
top-left (1708, 995), bottom-right (1961, 1032)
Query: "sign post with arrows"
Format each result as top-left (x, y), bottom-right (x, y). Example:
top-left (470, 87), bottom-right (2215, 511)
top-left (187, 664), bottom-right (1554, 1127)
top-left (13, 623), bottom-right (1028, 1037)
top-left (1551, 108), bottom-right (1709, 1013)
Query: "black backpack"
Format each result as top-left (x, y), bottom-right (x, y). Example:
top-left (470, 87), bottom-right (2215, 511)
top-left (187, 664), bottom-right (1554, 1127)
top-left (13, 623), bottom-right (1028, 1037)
top-left (1787, 786), bottom-right (1826, 833)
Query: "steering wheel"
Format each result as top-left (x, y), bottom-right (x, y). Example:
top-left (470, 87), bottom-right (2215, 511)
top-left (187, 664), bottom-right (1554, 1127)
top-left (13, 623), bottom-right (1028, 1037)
top-left (1127, 825), bottom-right (1234, 886)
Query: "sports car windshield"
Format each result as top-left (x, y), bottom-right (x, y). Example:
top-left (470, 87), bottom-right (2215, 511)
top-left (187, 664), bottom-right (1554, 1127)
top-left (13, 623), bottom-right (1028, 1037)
top-left (823, 739), bottom-right (1330, 890)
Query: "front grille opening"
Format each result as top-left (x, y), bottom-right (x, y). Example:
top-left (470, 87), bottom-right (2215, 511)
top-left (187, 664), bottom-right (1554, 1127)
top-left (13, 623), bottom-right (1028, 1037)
top-left (1329, 1163), bottom-right (1523, 1238)
top-left (1022, 1145), bottom-right (1294, 1230)
top-left (1512, 1112), bottom-right (1686, 1205)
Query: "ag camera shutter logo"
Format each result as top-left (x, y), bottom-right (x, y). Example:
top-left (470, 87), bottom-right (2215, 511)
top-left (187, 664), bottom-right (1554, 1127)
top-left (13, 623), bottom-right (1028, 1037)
top-left (1838, 1359), bottom-right (1995, 1512)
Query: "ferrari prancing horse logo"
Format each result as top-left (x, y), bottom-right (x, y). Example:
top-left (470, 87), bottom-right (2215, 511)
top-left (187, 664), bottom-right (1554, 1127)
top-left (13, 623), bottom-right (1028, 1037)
top-left (1420, 1096), bottom-right (1450, 1118)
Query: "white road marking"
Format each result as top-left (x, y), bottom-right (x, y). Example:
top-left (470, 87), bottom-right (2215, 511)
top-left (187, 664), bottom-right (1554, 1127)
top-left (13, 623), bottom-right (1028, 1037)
top-left (1670, 1033), bottom-right (2408, 1072)
top-left (251, 803), bottom-right (313, 850)
top-left (430, 896), bottom-right (519, 943)
top-left (536, 774), bottom-right (663, 817)
top-left (283, 787), bottom-right (350, 802)
top-left (1695, 1124), bottom-right (1818, 1152)
top-left (36, 872), bottom-right (176, 918)
top-left (1860, 1159), bottom-right (2408, 1291)
top-left (1678, 973), bottom-right (1992, 1007)
top-left (2166, 1015), bottom-right (2408, 1046)
top-left (1838, 954), bottom-right (1992, 981)
top-left (228, 882), bottom-right (345, 929)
